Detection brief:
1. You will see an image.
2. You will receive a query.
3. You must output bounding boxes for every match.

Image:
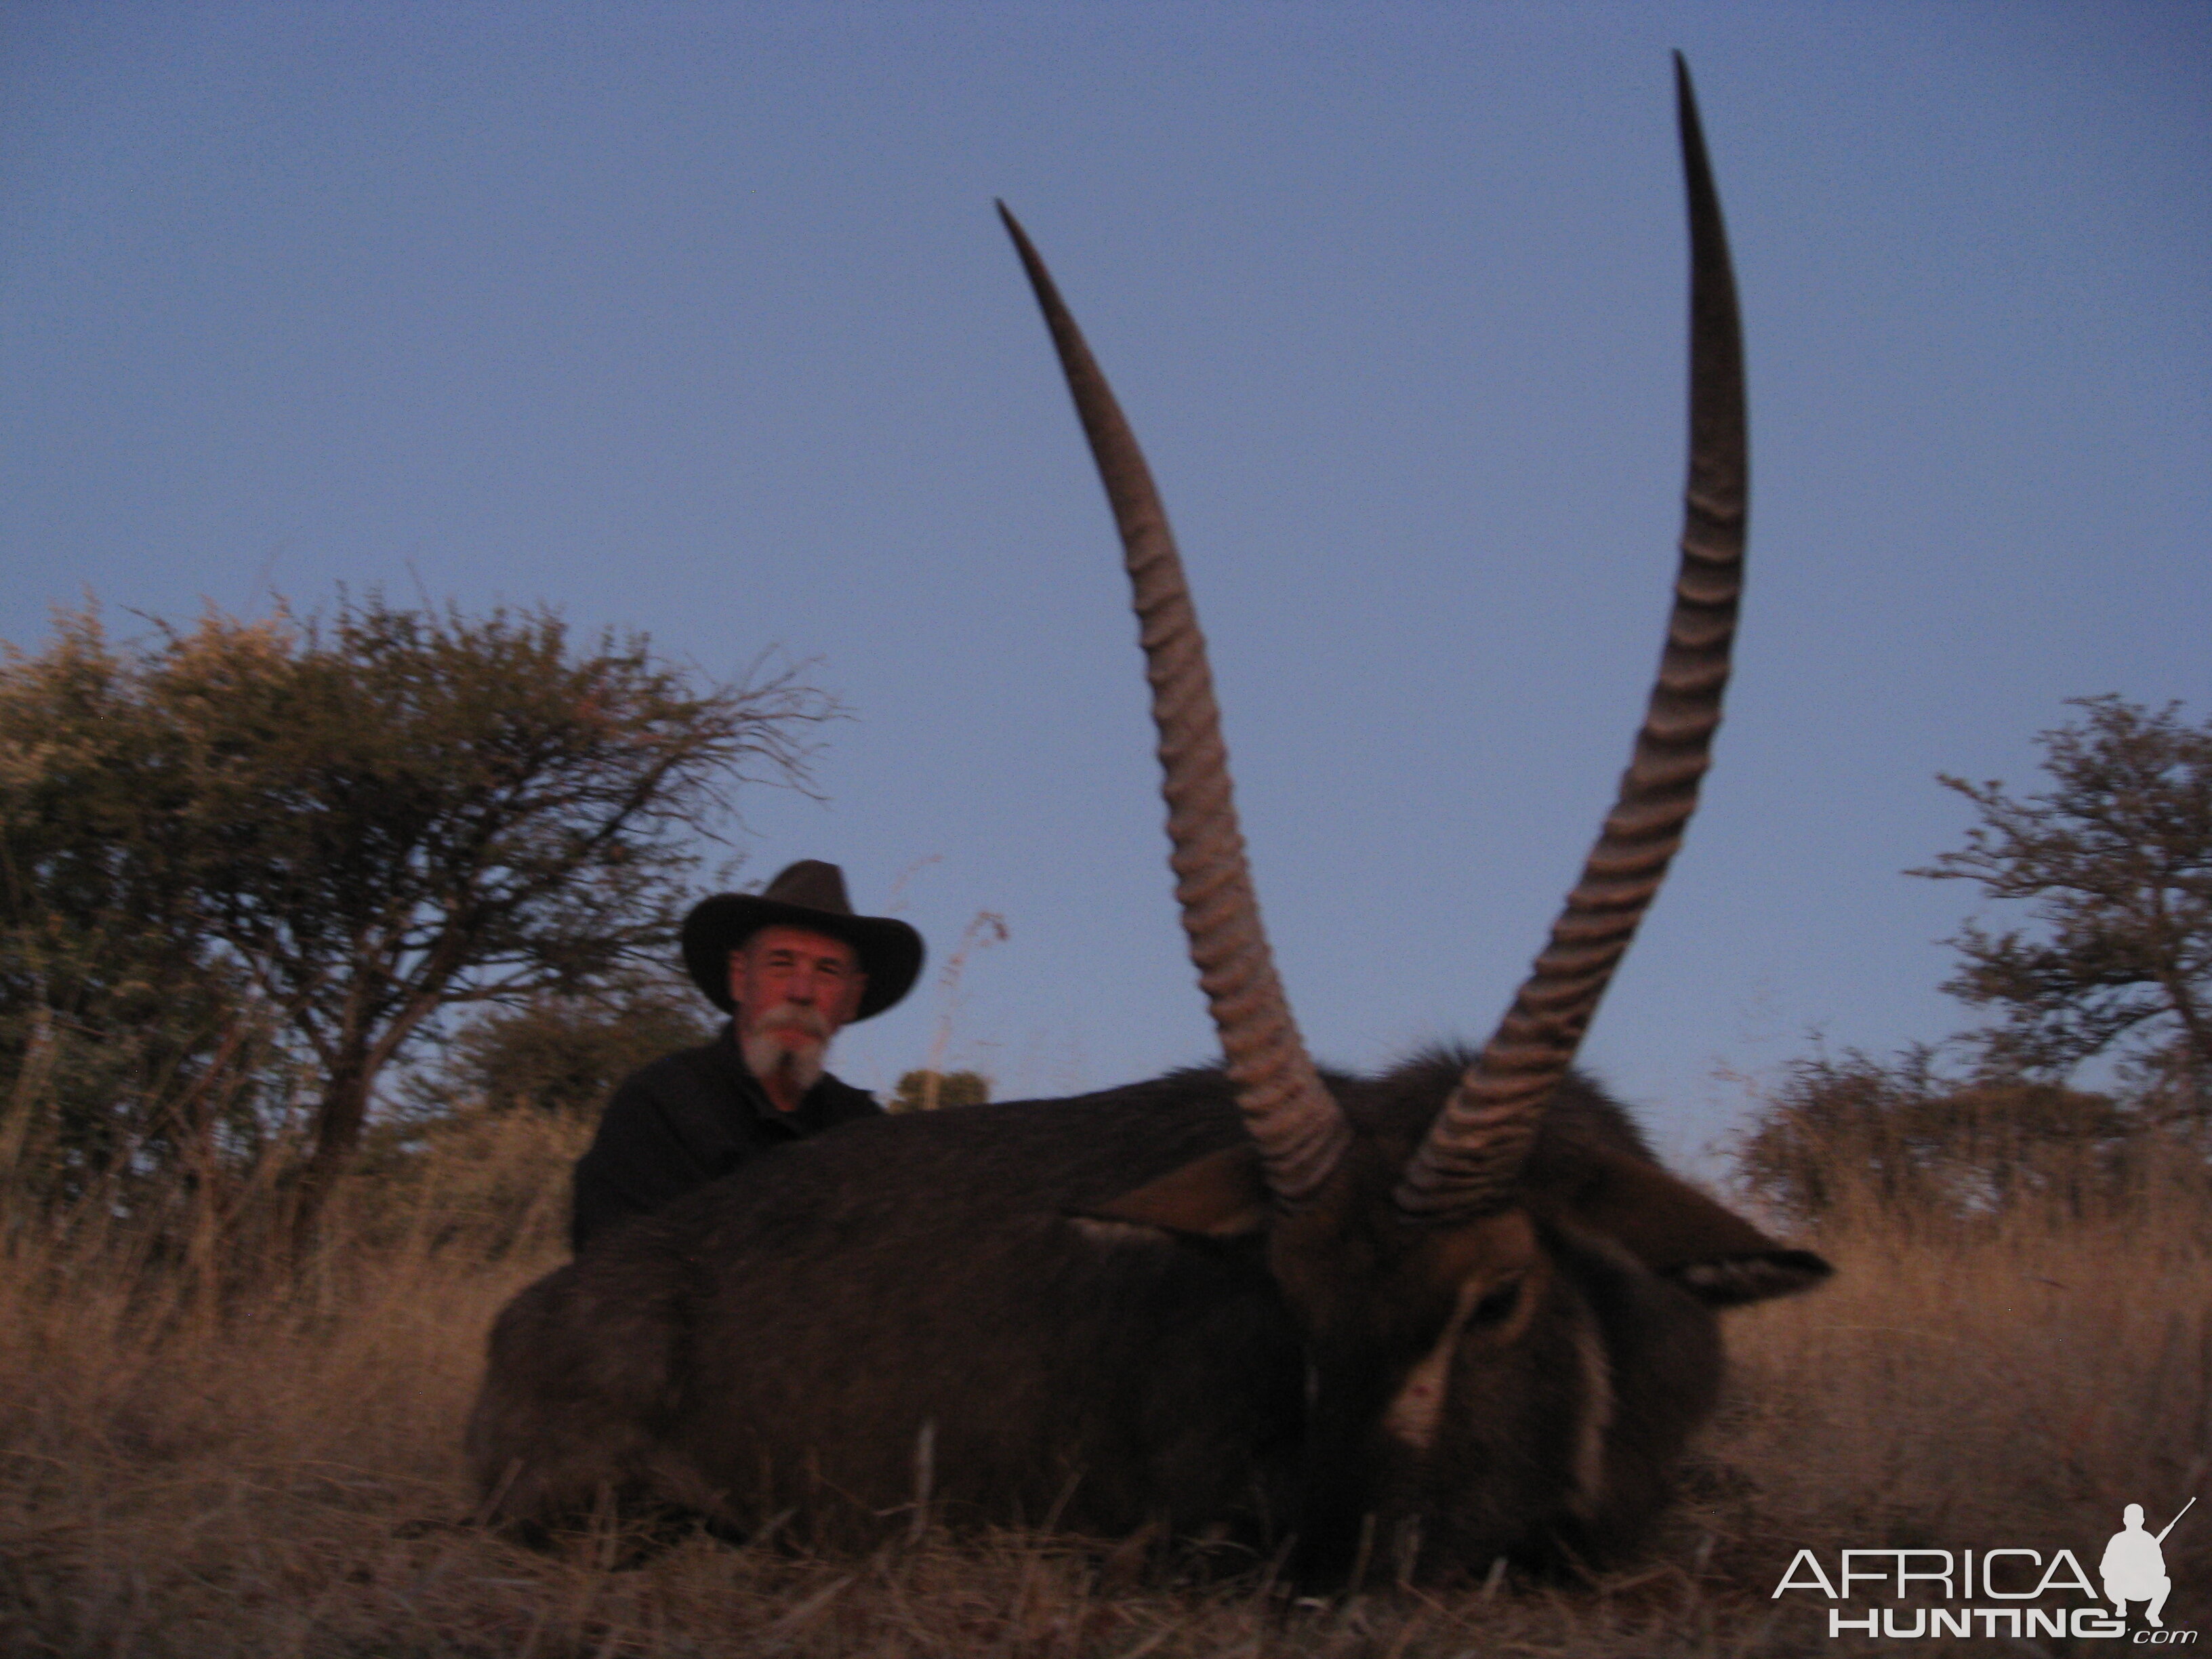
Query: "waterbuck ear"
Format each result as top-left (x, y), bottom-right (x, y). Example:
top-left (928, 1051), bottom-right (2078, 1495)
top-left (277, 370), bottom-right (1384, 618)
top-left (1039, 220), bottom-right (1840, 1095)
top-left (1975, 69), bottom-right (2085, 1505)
top-left (1078, 1145), bottom-right (1269, 1239)
top-left (1563, 1147), bottom-right (1832, 1307)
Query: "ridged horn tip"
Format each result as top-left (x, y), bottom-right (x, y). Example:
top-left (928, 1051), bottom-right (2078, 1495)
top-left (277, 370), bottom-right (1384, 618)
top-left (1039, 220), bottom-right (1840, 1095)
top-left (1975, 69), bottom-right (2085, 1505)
top-left (1395, 57), bottom-right (1748, 1223)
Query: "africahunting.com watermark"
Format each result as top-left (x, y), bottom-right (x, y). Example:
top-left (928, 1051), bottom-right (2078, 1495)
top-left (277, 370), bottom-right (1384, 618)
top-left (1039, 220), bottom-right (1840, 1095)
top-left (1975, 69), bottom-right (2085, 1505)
top-left (1774, 1499), bottom-right (2196, 1642)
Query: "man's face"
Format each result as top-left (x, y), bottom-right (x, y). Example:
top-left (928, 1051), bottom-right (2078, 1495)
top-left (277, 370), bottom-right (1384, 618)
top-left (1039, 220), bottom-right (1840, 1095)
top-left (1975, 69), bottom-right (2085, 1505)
top-left (729, 925), bottom-right (866, 1101)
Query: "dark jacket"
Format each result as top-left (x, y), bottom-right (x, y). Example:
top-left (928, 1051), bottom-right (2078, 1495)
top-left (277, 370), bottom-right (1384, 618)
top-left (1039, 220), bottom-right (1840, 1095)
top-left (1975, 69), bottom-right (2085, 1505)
top-left (569, 1023), bottom-right (882, 1251)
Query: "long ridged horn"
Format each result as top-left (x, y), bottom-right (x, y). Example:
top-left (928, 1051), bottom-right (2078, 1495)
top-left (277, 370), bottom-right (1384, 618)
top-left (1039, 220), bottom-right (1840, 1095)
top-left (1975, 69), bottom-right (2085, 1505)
top-left (1000, 202), bottom-right (1350, 1205)
top-left (1395, 56), bottom-right (1748, 1220)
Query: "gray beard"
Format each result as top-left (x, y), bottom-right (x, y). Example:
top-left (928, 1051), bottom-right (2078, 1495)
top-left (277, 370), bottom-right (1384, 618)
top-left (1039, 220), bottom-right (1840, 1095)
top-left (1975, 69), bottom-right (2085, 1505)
top-left (742, 1020), bottom-right (828, 1099)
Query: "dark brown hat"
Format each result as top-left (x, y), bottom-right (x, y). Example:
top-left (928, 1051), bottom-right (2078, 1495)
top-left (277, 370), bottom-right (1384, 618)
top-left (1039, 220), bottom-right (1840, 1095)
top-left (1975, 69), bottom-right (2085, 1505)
top-left (680, 861), bottom-right (923, 1021)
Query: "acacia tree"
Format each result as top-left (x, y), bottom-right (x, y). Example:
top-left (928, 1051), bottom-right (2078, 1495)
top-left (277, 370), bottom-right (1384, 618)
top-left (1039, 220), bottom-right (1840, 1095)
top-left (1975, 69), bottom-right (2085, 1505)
top-left (3, 596), bottom-right (835, 1234)
top-left (1730, 1046), bottom-right (2135, 1223)
top-left (1912, 696), bottom-right (2211, 1120)
top-left (0, 615), bottom-right (279, 1211)
top-left (403, 971), bottom-right (716, 1120)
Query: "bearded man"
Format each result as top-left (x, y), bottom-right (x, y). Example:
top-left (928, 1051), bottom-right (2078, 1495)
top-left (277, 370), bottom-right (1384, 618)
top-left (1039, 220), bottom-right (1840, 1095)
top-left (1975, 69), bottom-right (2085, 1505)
top-left (569, 861), bottom-right (924, 1252)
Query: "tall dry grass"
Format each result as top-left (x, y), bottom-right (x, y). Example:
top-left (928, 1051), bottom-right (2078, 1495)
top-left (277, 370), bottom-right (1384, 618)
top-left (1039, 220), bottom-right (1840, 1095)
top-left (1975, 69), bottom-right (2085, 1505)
top-left (3, 1111), bottom-right (2207, 1656)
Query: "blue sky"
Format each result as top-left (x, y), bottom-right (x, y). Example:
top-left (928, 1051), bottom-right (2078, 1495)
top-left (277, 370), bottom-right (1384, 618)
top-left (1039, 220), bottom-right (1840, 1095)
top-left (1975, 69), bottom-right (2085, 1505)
top-left (5, 2), bottom-right (2207, 1164)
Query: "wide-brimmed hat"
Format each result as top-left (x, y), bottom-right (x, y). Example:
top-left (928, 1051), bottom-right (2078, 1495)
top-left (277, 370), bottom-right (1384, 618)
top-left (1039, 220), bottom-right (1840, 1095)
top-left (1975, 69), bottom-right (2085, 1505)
top-left (680, 860), bottom-right (923, 1021)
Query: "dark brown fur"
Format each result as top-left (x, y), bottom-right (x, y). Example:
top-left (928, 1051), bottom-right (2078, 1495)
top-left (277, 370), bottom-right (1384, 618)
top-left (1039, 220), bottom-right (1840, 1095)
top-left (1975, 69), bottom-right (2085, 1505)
top-left (466, 1053), bottom-right (1825, 1578)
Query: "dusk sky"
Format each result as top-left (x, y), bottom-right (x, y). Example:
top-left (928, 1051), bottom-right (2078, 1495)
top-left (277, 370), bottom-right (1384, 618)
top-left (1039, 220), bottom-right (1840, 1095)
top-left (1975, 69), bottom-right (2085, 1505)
top-left (5, 3), bottom-right (2206, 1166)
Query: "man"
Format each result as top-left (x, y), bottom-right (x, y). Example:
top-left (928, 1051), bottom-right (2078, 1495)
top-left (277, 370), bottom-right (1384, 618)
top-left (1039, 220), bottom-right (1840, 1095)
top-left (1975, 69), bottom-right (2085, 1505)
top-left (2102, 1502), bottom-right (2176, 1629)
top-left (569, 860), bottom-right (924, 1251)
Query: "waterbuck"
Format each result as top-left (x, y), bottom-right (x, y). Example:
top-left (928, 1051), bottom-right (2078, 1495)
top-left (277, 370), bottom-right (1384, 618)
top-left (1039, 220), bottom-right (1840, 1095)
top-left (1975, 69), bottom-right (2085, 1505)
top-left (467, 58), bottom-right (1830, 1583)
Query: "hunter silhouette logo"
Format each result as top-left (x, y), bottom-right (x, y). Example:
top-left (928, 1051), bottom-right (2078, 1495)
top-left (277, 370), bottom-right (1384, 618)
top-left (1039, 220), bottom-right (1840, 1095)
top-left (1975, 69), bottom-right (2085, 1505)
top-left (2106, 1499), bottom-right (2192, 1631)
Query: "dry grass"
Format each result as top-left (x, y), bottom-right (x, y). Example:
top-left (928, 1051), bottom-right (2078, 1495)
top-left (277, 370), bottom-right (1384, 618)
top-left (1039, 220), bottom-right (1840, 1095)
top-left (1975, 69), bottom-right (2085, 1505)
top-left (3, 1118), bottom-right (2207, 1657)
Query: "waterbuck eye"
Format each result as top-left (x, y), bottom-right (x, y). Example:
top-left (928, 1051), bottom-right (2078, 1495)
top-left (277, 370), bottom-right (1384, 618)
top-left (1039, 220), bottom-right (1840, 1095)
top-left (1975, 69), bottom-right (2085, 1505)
top-left (1469, 1277), bottom-right (1525, 1328)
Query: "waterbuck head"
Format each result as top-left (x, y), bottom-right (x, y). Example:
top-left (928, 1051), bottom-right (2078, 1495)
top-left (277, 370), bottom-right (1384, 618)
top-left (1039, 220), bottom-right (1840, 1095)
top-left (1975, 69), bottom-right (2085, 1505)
top-left (998, 54), bottom-right (1828, 1575)
top-left (465, 58), bottom-right (1829, 1586)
